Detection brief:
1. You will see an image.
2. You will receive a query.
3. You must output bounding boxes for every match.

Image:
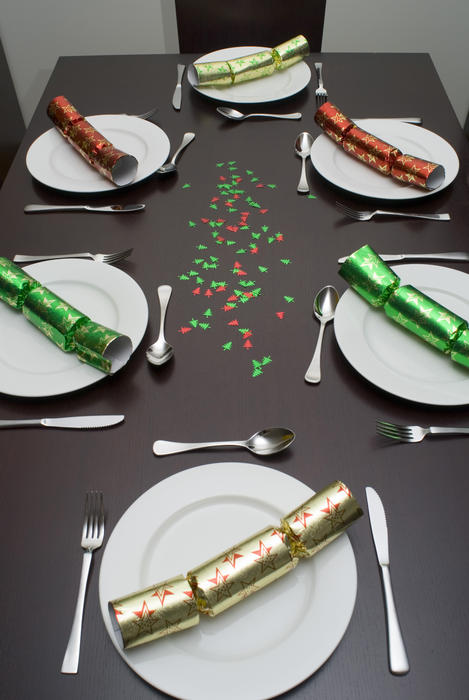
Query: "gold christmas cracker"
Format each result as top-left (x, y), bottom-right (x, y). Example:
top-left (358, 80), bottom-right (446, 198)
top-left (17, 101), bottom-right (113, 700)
top-left (109, 480), bottom-right (362, 649)
top-left (192, 35), bottom-right (309, 87)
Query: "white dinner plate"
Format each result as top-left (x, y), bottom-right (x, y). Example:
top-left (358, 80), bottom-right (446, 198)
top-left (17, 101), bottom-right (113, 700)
top-left (26, 115), bottom-right (170, 193)
top-left (334, 264), bottom-right (469, 405)
top-left (0, 259), bottom-right (148, 397)
top-left (99, 462), bottom-right (357, 700)
top-left (189, 46), bottom-right (311, 104)
top-left (310, 119), bottom-right (459, 200)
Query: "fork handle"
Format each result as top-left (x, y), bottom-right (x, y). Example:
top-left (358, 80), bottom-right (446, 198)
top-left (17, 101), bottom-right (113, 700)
top-left (14, 253), bottom-right (90, 262)
top-left (61, 550), bottom-right (92, 674)
top-left (429, 427), bottom-right (469, 435)
top-left (314, 62), bottom-right (324, 88)
top-left (375, 210), bottom-right (450, 221)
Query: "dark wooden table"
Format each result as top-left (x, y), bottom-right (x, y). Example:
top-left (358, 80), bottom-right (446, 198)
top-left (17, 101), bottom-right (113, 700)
top-left (1, 52), bottom-right (469, 700)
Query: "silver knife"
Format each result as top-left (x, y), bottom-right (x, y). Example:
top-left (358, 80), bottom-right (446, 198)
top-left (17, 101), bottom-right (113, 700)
top-left (338, 251), bottom-right (469, 263)
top-left (0, 415), bottom-right (124, 429)
top-left (172, 63), bottom-right (186, 110)
top-left (366, 486), bottom-right (409, 675)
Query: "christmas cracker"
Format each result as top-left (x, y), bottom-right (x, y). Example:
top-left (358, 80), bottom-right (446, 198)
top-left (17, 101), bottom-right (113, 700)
top-left (339, 244), bottom-right (469, 368)
top-left (47, 96), bottom-right (138, 186)
top-left (315, 102), bottom-right (445, 190)
top-left (0, 257), bottom-right (132, 374)
top-left (191, 35), bottom-right (309, 87)
top-left (109, 480), bottom-right (362, 649)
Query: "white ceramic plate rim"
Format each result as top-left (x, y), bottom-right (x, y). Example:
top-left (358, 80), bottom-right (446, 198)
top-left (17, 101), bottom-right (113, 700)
top-left (334, 264), bottom-right (469, 405)
top-left (0, 259), bottom-right (148, 397)
top-left (26, 115), bottom-right (170, 193)
top-left (99, 462), bottom-right (357, 700)
top-left (310, 119), bottom-right (459, 200)
top-left (189, 46), bottom-right (311, 104)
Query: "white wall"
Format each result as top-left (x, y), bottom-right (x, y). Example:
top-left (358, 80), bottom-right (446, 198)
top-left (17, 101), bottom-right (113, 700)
top-left (2, 0), bottom-right (468, 128)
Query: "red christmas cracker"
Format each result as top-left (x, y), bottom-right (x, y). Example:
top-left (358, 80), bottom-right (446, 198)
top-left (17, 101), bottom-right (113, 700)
top-left (315, 101), bottom-right (445, 189)
top-left (47, 96), bottom-right (138, 186)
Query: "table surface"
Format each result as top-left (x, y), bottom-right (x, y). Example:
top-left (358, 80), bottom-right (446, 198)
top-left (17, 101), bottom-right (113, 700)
top-left (1, 52), bottom-right (469, 700)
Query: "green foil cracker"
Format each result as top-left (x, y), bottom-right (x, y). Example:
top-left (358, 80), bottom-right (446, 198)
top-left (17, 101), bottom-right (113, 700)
top-left (0, 257), bottom-right (40, 309)
top-left (339, 244), bottom-right (400, 307)
top-left (73, 320), bottom-right (133, 373)
top-left (281, 481), bottom-right (363, 559)
top-left (385, 285), bottom-right (467, 354)
top-left (187, 525), bottom-right (298, 617)
top-left (22, 286), bottom-right (88, 351)
top-left (109, 575), bottom-right (199, 650)
top-left (340, 244), bottom-right (469, 369)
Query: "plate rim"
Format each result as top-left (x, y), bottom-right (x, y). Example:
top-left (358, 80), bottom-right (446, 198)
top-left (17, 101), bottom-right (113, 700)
top-left (0, 258), bottom-right (148, 398)
top-left (310, 118), bottom-right (459, 200)
top-left (189, 45), bottom-right (311, 104)
top-left (25, 114), bottom-right (170, 193)
top-left (334, 263), bottom-right (469, 405)
top-left (98, 462), bottom-right (357, 700)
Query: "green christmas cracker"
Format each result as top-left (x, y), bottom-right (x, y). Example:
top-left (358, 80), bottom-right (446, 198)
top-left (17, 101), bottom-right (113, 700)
top-left (339, 244), bottom-right (469, 369)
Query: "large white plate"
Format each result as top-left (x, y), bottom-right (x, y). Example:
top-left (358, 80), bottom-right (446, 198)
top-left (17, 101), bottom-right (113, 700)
top-left (99, 462), bottom-right (357, 700)
top-left (311, 119), bottom-right (459, 200)
top-left (26, 115), bottom-right (170, 193)
top-left (0, 259), bottom-right (148, 397)
top-left (334, 264), bottom-right (469, 405)
top-left (189, 46), bottom-right (311, 104)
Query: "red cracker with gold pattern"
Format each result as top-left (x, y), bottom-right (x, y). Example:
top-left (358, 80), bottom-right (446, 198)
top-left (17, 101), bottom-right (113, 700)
top-left (342, 125), bottom-right (401, 175)
top-left (314, 100), bottom-right (445, 189)
top-left (314, 101), bottom-right (354, 143)
top-left (47, 96), bottom-right (138, 186)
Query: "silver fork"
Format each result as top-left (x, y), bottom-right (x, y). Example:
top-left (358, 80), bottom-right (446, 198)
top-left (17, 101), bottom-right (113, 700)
top-left (314, 62), bottom-right (328, 107)
top-left (61, 491), bottom-right (105, 674)
top-left (129, 106), bottom-right (158, 120)
top-left (376, 419), bottom-right (469, 443)
top-left (13, 248), bottom-right (133, 264)
top-left (336, 201), bottom-right (450, 222)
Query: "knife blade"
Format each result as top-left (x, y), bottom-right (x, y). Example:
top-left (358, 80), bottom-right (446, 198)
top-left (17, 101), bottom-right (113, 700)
top-left (338, 251), bottom-right (469, 263)
top-left (366, 486), bottom-right (409, 675)
top-left (172, 63), bottom-right (186, 111)
top-left (0, 415), bottom-right (124, 429)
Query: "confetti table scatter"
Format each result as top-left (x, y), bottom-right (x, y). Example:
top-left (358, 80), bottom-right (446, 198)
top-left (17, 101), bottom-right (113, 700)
top-left (177, 161), bottom-right (299, 377)
top-left (340, 244), bottom-right (469, 369)
top-left (0, 257), bottom-right (132, 374)
top-left (47, 96), bottom-right (138, 186)
top-left (109, 480), bottom-right (362, 650)
top-left (315, 102), bottom-right (445, 190)
top-left (190, 35), bottom-right (309, 88)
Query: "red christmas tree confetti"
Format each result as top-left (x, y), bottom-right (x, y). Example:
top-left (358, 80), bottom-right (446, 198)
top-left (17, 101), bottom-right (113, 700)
top-left (176, 161), bottom-right (297, 378)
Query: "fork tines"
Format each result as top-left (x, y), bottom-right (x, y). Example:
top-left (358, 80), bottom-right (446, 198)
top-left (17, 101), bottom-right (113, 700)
top-left (335, 202), bottom-right (368, 221)
top-left (101, 247), bottom-right (133, 264)
top-left (376, 419), bottom-right (413, 441)
top-left (83, 490), bottom-right (104, 541)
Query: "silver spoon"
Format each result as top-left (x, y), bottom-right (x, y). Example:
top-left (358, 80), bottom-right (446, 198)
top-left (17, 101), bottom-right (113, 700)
top-left (157, 132), bottom-right (195, 174)
top-left (153, 427), bottom-right (295, 456)
top-left (217, 106), bottom-right (302, 121)
top-left (295, 131), bottom-right (314, 193)
top-left (146, 285), bottom-right (173, 365)
top-left (305, 285), bottom-right (339, 384)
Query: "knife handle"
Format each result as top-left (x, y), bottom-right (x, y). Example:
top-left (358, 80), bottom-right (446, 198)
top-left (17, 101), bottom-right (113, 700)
top-left (0, 419), bottom-right (42, 428)
top-left (381, 564), bottom-right (410, 675)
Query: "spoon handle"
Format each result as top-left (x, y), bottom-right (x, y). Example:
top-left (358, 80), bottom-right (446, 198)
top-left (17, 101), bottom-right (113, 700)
top-left (170, 132), bottom-right (195, 165)
top-left (305, 321), bottom-right (326, 383)
top-left (153, 439), bottom-right (245, 455)
top-left (250, 112), bottom-right (302, 120)
top-left (297, 156), bottom-right (309, 193)
top-left (157, 284), bottom-right (172, 338)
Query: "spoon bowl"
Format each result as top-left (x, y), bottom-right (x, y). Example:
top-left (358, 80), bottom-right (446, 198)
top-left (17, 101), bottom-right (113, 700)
top-left (157, 132), bottom-right (195, 174)
top-left (305, 285), bottom-right (339, 383)
top-left (153, 427), bottom-right (295, 456)
top-left (217, 106), bottom-right (302, 121)
top-left (146, 285), bottom-right (174, 366)
top-left (295, 131), bottom-right (314, 193)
